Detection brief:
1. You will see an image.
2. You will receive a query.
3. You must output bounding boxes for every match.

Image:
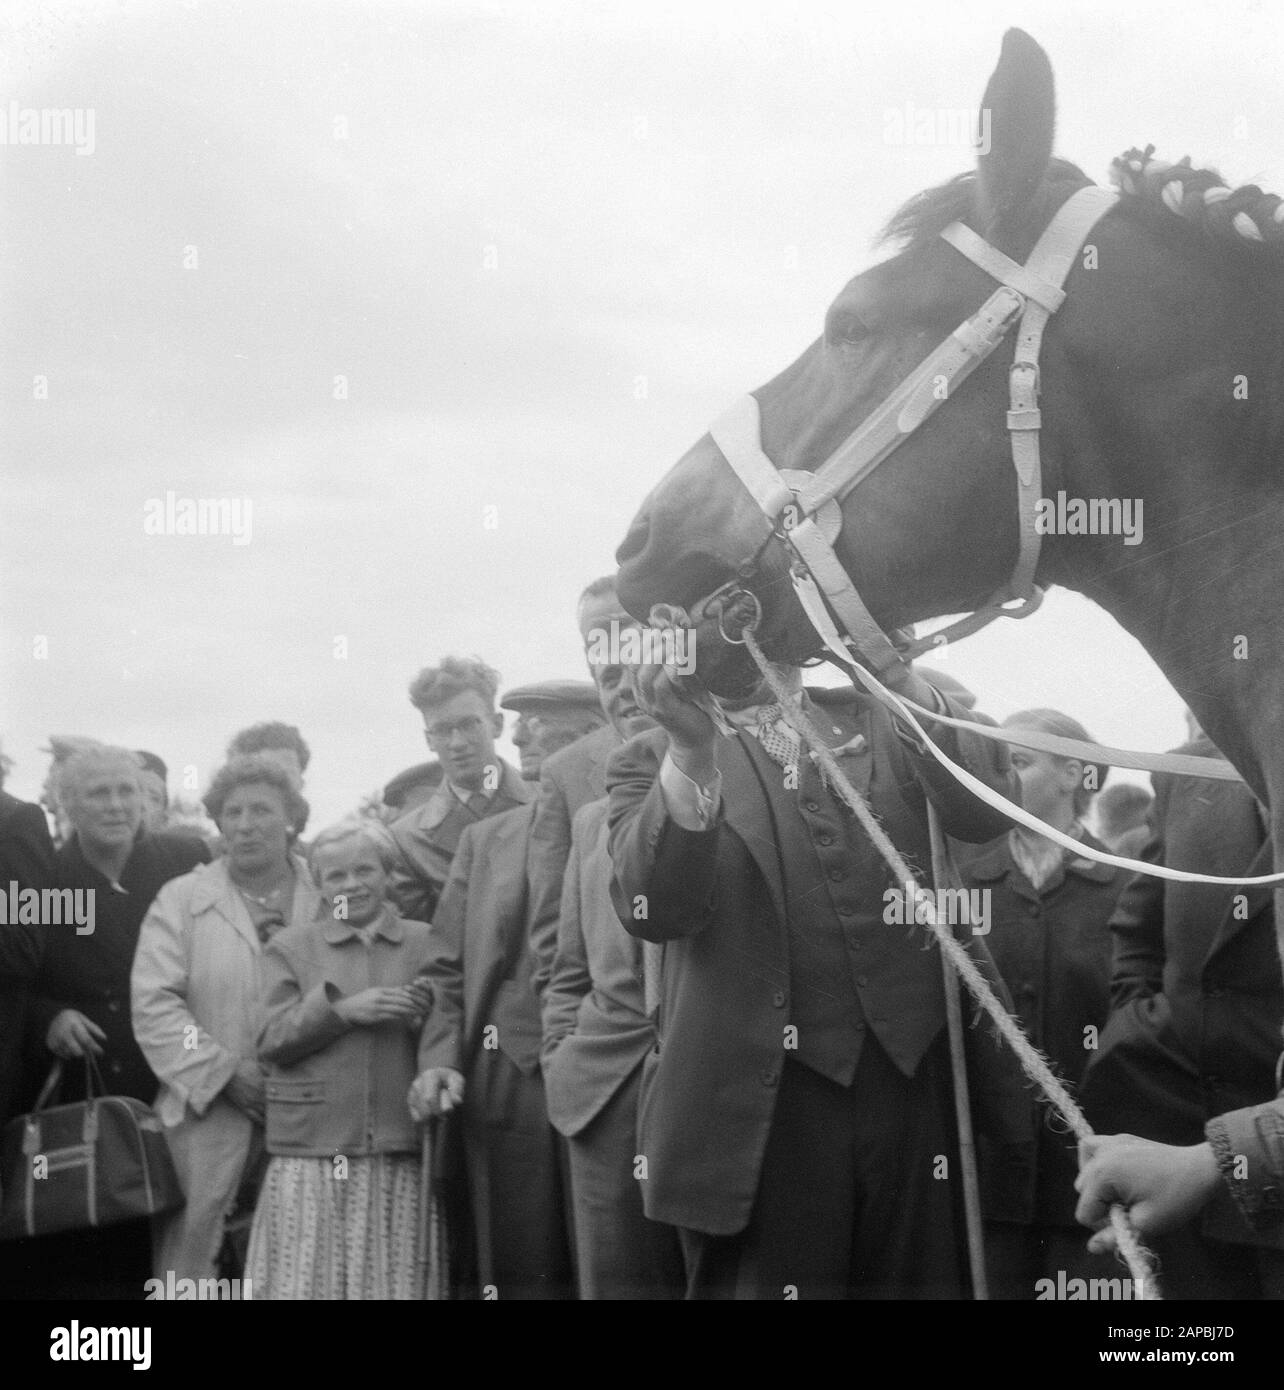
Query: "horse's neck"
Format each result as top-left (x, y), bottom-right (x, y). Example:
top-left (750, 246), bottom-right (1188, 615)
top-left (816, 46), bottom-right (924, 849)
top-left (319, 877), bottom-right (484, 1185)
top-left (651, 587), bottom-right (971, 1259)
top-left (1056, 418), bottom-right (1284, 802)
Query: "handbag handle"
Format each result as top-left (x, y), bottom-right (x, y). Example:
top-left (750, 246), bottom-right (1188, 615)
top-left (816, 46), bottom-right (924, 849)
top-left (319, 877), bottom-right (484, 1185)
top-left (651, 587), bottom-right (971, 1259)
top-left (31, 1054), bottom-right (108, 1112)
top-left (31, 1062), bottom-right (63, 1113)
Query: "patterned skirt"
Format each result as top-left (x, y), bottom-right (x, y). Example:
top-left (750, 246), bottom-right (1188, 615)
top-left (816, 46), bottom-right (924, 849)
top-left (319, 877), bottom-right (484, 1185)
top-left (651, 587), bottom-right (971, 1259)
top-left (245, 1152), bottom-right (426, 1300)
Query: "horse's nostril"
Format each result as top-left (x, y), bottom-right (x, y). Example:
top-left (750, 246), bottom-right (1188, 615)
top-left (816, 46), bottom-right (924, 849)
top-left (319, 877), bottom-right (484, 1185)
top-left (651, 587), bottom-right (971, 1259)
top-left (615, 514), bottom-right (650, 566)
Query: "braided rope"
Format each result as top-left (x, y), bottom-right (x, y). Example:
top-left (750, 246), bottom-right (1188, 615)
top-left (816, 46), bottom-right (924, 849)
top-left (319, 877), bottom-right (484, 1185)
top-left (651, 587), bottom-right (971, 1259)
top-left (1111, 143), bottom-right (1284, 247)
top-left (740, 630), bottom-right (1162, 1298)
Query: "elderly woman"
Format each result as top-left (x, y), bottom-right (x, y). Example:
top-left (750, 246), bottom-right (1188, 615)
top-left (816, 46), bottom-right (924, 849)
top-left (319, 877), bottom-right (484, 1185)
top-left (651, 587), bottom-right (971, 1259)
top-left (132, 754), bottom-right (319, 1285)
top-left (245, 819), bottom-right (434, 1299)
top-left (6, 746), bottom-right (209, 1300)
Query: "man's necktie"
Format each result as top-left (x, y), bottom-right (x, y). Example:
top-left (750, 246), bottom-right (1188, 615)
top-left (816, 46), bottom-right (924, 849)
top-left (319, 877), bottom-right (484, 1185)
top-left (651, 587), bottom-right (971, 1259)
top-left (748, 702), bottom-right (802, 773)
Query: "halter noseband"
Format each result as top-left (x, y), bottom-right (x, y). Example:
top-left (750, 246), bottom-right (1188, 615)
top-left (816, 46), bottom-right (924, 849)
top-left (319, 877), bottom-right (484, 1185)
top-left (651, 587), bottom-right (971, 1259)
top-left (709, 184), bottom-right (1120, 676)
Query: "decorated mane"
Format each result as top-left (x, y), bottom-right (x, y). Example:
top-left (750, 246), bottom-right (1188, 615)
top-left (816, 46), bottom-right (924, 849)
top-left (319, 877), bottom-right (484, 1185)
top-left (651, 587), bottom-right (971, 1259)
top-left (880, 148), bottom-right (1284, 267)
top-left (1111, 145), bottom-right (1284, 252)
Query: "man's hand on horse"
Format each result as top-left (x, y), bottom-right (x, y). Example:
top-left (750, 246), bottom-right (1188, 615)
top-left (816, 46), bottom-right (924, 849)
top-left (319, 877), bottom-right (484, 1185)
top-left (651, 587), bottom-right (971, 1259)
top-left (633, 660), bottom-right (717, 755)
top-left (1073, 1133), bottom-right (1222, 1254)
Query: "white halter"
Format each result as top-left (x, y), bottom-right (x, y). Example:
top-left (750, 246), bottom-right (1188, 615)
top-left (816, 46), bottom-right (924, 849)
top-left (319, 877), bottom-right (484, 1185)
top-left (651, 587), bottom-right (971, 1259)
top-left (710, 185), bottom-right (1121, 677)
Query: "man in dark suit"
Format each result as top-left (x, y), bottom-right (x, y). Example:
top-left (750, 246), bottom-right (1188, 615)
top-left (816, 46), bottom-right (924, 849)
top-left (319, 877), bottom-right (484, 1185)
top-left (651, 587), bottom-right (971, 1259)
top-left (411, 681), bottom-right (605, 1299)
top-left (528, 577), bottom-right (650, 997)
top-left (1081, 735), bottom-right (1284, 1297)
top-left (390, 657), bottom-right (531, 923)
top-left (0, 756), bottom-right (57, 1300)
top-left (0, 761), bottom-right (56, 1130)
top-left (608, 651), bottom-right (1033, 1299)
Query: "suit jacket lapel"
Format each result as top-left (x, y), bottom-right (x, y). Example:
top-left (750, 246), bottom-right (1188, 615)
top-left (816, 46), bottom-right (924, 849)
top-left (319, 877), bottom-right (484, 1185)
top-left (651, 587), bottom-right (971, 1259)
top-left (716, 733), bottom-right (788, 928)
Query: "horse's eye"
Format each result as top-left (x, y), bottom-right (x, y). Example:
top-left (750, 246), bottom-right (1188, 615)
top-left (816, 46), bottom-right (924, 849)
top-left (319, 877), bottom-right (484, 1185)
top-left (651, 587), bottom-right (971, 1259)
top-left (824, 308), bottom-right (872, 347)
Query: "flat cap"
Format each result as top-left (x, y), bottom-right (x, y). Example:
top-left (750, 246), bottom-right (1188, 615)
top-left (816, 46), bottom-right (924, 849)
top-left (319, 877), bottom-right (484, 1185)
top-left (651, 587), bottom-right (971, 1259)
top-left (500, 680), bottom-right (601, 713)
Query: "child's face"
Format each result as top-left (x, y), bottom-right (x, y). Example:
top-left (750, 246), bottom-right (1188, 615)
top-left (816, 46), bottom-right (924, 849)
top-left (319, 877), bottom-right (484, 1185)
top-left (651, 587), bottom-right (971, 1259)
top-left (315, 837), bottom-right (389, 927)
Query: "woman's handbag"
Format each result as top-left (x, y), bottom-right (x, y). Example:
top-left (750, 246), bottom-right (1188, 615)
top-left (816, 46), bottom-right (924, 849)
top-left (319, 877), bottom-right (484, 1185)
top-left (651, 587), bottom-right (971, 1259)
top-left (0, 1058), bottom-right (185, 1240)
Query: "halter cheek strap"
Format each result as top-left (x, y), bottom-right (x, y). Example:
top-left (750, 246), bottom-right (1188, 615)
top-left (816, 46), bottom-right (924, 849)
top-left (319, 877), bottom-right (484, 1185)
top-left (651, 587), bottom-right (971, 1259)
top-left (710, 184), bottom-right (1120, 673)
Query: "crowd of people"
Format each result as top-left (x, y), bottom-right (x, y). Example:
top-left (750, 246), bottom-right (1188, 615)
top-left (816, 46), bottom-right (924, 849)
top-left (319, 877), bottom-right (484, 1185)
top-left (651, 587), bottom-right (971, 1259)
top-left (0, 575), bottom-right (1282, 1300)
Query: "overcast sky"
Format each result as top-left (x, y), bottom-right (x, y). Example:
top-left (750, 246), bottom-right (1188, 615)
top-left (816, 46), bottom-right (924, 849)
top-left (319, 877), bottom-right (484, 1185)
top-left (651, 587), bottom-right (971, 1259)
top-left (2, 0), bottom-right (1281, 828)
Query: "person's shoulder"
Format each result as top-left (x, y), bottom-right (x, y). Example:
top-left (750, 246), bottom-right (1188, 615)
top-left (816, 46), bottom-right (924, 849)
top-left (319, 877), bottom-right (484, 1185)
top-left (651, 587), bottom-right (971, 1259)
top-left (1064, 829), bottom-right (1124, 884)
top-left (389, 785), bottom-right (452, 842)
top-left (464, 800), bottom-right (533, 849)
top-left (151, 855), bottom-right (223, 910)
top-left (571, 795), bottom-right (609, 837)
top-left (0, 790), bottom-right (46, 833)
top-left (145, 828), bottom-right (213, 872)
top-left (266, 915), bottom-right (324, 957)
top-left (394, 913), bottom-right (435, 946)
top-left (542, 723), bottom-right (618, 781)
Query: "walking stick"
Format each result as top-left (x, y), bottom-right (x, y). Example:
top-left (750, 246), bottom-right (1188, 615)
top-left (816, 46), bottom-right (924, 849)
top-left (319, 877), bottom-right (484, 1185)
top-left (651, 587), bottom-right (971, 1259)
top-left (416, 1116), bottom-right (447, 1299)
top-left (928, 805), bottom-right (989, 1300)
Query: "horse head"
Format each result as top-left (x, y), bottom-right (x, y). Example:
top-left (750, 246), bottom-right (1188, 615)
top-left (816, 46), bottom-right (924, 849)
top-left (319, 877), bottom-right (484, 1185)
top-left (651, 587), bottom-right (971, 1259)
top-left (614, 27), bottom-right (1284, 782)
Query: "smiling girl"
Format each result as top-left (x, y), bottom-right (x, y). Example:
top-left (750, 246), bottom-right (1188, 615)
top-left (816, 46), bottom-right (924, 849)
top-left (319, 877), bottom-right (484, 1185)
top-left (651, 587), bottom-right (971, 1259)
top-left (245, 818), bottom-right (435, 1299)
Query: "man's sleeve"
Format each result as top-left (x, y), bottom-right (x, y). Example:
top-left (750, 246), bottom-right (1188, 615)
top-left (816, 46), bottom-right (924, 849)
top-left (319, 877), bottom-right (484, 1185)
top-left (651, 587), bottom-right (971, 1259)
top-left (541, 809), bottom-right (594, 1063)
top-left (893, 686), bottom-right (1021, 843)
top-left (388, 822), bottom-right (438, 925)
top-left (606, 732), bottom-right (721, 944)
top-left (1205, 1097), bottom-right (1284, 1238)
top-left (257, 938), bottom-right (349, 1067)
top-left (416, 833), bottom-right (471, 1073)
top-left (0, 804), bottom-right (54, 984)
top-left (526, 764), bottom-right (573, 1000)
top-left (1107, 811), bottom-right (1165, 1009)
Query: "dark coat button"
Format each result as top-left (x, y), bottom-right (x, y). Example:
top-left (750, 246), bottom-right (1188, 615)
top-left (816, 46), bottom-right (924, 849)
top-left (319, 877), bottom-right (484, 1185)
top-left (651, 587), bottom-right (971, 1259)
top-left (771, 990), bottom-right (786, 1008)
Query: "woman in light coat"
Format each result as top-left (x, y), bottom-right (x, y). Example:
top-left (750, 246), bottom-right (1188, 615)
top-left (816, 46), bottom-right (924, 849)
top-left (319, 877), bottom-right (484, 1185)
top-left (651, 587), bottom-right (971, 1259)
top-left (132, 755), bottom-right (319, 1284)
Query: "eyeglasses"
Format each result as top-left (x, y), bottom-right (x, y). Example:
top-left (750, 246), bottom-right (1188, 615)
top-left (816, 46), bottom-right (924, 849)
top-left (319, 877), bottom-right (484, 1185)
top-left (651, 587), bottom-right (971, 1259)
top-left (424, 715), bottom-right (488, 746)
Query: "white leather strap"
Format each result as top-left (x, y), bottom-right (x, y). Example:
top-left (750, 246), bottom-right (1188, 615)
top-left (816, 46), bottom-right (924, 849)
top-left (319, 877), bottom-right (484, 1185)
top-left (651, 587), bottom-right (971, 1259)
top-left (948, 187), bottom-right (1120, 606)
top-left (710, 396), bottom-right (795, 519)
top-left (940, 221), bottom-right (1066, 312)
top-left (787, 519), bottom-right (905, 675)
top-left (847, 658), bottom-right (1284, 886)
top-left (797, 285), bottom-right (1025, 514)
top-left (711, 185), bottom-right (1120, 685)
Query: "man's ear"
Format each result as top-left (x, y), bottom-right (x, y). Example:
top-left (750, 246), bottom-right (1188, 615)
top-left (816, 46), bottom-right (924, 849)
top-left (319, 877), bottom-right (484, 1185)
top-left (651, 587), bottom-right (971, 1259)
top-left (490, 711), bottom-right (504, 739)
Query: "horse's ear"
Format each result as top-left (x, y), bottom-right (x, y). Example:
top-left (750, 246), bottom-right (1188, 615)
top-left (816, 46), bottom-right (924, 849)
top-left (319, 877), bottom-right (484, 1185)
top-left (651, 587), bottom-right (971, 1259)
top-left (975, 28), bottom-right (1055, 237)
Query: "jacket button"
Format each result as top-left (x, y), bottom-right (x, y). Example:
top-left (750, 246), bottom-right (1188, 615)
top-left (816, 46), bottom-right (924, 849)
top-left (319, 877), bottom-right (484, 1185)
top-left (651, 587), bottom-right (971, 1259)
top-left (847, 935), bottom-right (861, 951)
top-left (828, 869), bottom-right (845, 883)
top-left (856, 975), bottom-right (869, 988)
top-left (1027, 904), bottom-right (1039, 917)
top-left (805, 801), bottom-right (820, 813)
top-left (816, 833), bottom-right (834, 847)
top-left (107, 1000), bottom-right (120, 1013)
top-left (838, 904), bottom-right (855, 917)
top-left (771, 990), bottom-right (787, 1008)
top-left (760, 1065), bottom-right (780, 1087)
